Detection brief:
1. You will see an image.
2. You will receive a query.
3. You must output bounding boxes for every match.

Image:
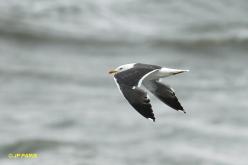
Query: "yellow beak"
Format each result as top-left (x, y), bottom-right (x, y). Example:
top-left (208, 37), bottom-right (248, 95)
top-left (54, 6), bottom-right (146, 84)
top-left (108, 69), bottom-right (118, 75)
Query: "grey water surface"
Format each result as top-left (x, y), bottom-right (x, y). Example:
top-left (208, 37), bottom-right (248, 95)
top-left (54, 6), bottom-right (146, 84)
top-left (0, 0), bottom-right (248, 165)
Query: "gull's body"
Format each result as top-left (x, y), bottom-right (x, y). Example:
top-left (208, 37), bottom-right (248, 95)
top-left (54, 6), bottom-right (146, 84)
top-left (109, 63), bottom-right (189, 121)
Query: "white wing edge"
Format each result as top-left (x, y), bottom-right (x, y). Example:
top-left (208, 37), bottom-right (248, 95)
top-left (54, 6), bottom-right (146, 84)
top-left (114, 77), bottom-right (123, 95)
top-left (137, 69), bottom-right (160, 87)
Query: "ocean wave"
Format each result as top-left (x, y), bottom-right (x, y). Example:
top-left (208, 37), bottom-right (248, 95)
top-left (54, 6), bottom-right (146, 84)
top-left (1, 25), bottom-right (248, 47)
top-left (1, 9), bottom-right (248, 47)
top-left (163, 118), bottom-right (248, 139)
top-left (166, 143), bottom-right (248, 165)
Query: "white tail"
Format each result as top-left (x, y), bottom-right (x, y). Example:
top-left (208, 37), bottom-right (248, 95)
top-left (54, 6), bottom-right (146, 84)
top-left (157, 68), bottom-right (189, 78)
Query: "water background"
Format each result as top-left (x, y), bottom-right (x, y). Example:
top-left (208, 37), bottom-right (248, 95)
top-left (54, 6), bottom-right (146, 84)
top-left (0, 0), bottom-right (248, 165)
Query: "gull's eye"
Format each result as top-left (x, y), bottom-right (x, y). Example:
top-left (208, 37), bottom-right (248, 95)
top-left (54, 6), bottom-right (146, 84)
top-left (119, 67), bottom-right (123, 70)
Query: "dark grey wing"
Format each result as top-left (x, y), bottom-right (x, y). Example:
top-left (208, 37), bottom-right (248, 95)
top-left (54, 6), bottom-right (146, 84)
top-left (114, 63), bottom-right (161, 87)
top-left (118, 84), bottom-right (156, 121)
top-left (144, 81), bottom-right (185, 113)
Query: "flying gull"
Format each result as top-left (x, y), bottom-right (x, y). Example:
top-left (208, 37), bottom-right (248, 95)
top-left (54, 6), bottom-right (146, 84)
top-left (109, 63), bottom-right (189, 122)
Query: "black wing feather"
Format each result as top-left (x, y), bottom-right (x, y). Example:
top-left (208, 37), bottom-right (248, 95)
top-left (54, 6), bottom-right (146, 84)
top-left (144, 81), bottom-right (185, 113)
top-left (119, 84), bottom-right (156, 121)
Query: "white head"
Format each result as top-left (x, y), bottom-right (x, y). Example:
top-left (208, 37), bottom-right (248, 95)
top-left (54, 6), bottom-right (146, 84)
top-left (109, 63), bottom-right (135, 75)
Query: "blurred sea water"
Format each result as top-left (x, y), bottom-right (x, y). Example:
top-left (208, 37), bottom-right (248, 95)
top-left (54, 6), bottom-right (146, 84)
top-left (0, 0), bottom-right (248, 165)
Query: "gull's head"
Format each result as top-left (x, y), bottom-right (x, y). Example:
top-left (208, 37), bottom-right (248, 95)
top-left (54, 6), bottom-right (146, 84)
top-left (108, 63), bottom-right (135, 75)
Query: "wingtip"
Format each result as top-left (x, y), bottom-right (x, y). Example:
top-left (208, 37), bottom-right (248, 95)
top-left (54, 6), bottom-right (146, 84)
top-left (148, 118), bottom-right (156, 122)
top-left (177, 108), bottom-right (186, 114)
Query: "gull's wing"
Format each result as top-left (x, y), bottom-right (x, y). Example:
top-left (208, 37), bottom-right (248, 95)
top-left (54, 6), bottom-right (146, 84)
top-left (116, 83), bottom-right (155, 121)
top-left (113, 63), bottom-right (161, 121)
top-left (114, 63), bottom-right (161, 87)
top-left (143, 81), bottom-right (185, 113)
